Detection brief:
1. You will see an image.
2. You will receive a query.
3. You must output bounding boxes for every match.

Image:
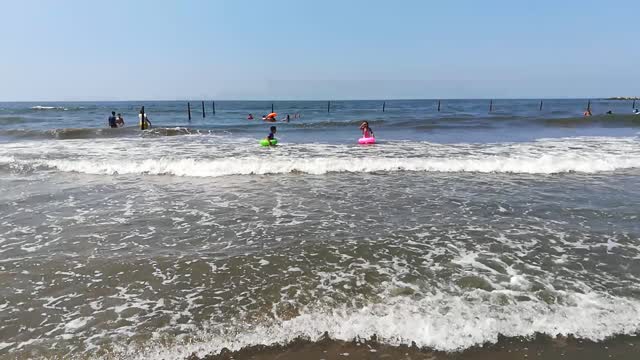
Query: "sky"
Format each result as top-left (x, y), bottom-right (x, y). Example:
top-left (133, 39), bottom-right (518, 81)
top-left (0, 0), bottom-right (638, 101)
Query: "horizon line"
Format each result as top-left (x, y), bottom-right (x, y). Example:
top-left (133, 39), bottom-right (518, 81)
top-left (0, 96), bottom-right (636, 103)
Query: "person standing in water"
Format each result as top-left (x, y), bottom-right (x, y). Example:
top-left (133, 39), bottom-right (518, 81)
top-left (107, 111), bottom-right (117, 128)
top-left (139, 109), bottom-right (152, 130)
top-left (115, 113), bottom-right (125, 127)
top-left (248, 113), bottom-right (254, 120)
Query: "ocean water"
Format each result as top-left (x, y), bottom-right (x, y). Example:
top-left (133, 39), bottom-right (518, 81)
top-left (0, 99), bottom-right (639, 359)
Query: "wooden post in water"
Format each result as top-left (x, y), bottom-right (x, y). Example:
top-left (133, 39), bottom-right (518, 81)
top-left (271, 103), bottom-right (274, 114)
top-left (212, 101), bottom-right (216, 115)
top-left (587, 99), bottom-right (591, 113)
top-left (633, 99), bottom-right (636, 109)
top-left (202, 101), bottom-right (206, 118)
top-left (489, 99), bottom-right (493, 112)
top-left (187, 102), bottom-right (192, 121)
top-left (382, 101), bottom-right (386, 112)
top-left (327, 101), bottom-right (331, 113)
top-left (140, 106), bottom-right (145, 130)
top-left (437, 100), bottom-right (441, 112)
top-left (539, 100), bottom-right (543, 111)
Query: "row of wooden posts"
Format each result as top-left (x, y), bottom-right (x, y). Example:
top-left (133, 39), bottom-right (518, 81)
top-left (138, 99), bottom-right (636, 129)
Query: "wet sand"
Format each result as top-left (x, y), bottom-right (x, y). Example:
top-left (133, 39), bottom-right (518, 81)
top-left (191, 334), bottom-right (640, 360)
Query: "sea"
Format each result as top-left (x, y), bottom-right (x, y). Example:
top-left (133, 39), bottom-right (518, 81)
top-left (0, 99), bottom-right (639, 360)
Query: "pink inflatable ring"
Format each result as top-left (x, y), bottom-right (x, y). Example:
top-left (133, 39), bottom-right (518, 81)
top-left (358, 137), bottom-right (376, 144)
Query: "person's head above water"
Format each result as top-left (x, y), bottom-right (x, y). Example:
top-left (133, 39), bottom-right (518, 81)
top-left (270, 126), bottom-right (277, 133)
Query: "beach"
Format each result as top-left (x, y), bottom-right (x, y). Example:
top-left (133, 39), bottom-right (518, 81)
top-left (0, 99), bottom-right (639, 359)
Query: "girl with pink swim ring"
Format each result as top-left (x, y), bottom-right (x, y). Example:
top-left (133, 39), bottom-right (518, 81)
top-left (358, 121), bottom-right (376, 144)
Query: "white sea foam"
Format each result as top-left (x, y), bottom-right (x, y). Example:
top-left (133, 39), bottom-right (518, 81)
top-left (3, 152), bottom-right (638, 177)
top-left (30, 105), bottom-right (67, 110)
top-left (107, 291), bottom-right (640, 359)
top-left (0, 136), bottom-right (638, 177)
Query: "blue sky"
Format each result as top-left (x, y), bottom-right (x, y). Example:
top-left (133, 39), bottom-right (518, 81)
top-left (0, 0), bottom-right (637, 100)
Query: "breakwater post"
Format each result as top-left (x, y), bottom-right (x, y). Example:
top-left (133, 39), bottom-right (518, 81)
top-left (587, 100), bottom-right (591, 113)
top-left (140, 106), bottom-right (145, 130)
top-left (212, 101), bottom-right (216, 115)
top-left (328, 101), bottom-right (331, 113)
top-left (633, 99), bottom-right (636, 108)
top-left (202, 101), bottom-right (205, 118)
top-left (382, 101), bottom-right (386, 112)
top-left (188, 102), bottom-right (192, 121)
top-left (539, 100), bottom-right (543, 111)
top-left (437, 100), bottom-right (441, 112)
top-left (489, 99), bottom-right (494, 112)
top-left (271, 103), bottom-right (274, 114)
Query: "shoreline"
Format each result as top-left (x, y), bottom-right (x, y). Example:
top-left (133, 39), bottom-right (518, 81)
top-left (187, 333), bottom-right (640, 360)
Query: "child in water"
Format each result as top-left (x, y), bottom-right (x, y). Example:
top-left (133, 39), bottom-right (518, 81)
top-left (360, 121), bottom-right (374, 138)
top-left (115, 113), bottom-right (125, 127)
top-left (265, 126), bottom-right (277, 145)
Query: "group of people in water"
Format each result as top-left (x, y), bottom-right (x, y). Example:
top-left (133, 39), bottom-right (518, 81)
top-left (107, 109), bottom-right (152, 129)
top-left (261, 121), bottom-right (374, 146)
top-left (107, 111), bottom-right (125, 128)
top-left (106, 108), bottom-right (374, 146)
top-left (583, 108), bottom-right (640, 117)
top-left (247, 113), bottom-right (300, 123)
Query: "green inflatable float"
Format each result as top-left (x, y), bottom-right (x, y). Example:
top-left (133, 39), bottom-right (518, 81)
top-left (259, 138), bottom-right (278, 147)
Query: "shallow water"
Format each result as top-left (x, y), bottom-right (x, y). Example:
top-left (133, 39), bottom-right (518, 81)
top-left (0, 100), bottom-right (639, 359)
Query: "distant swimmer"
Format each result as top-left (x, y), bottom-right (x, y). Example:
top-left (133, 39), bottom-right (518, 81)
top-left (116, 113), bottom-right (125, 127)
top-left (360, 121), bottom-right (374, 138)
top-left (248, 113), bottom-right (254, 120)
top-left (606, 110), bottom-right (613, 115)
top-left (285, 114), bottom-right (290, 123)
top-left (583, 109), bottom-right (592, 117)
top-left (108, 111), bottom-right (117, 128)
top-left (264, 112), bottom-right (277, 122)
top-left (138, 109), bottom-right (152, 130)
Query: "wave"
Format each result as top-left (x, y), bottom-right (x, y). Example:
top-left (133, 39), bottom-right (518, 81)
top-left (288, 119), bottom-right (385, 128)
top-left (30, 105), bottom-right (68, 111)
top-left (3, 151), bottom-right (639, 176)
top-left (0, 127), bottom-right (208, 140)
top-left (543, 114), bottom-right (640, 127)
top-left (108, 291), bottom-right (640, 359)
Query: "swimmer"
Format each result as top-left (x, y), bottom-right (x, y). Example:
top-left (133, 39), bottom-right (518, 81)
top-left (248, 113), bottom-right (254, 120)
top-left (359, 121), bottom-right (374, 138)
top-left (264, 126), bottom-right (277, 146)
top-left (583, 109), bottom-right (592, 117)
top-left (285, 114), bottom-right (290, 123)
top-left (634, 109), bottom-right (639, 115)
top-left (606, 110), bottom-right (613, 115)
top-left (115, 113), bottom-right (125, 127)
top-left (107, 111), bottom-right (117, 128)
